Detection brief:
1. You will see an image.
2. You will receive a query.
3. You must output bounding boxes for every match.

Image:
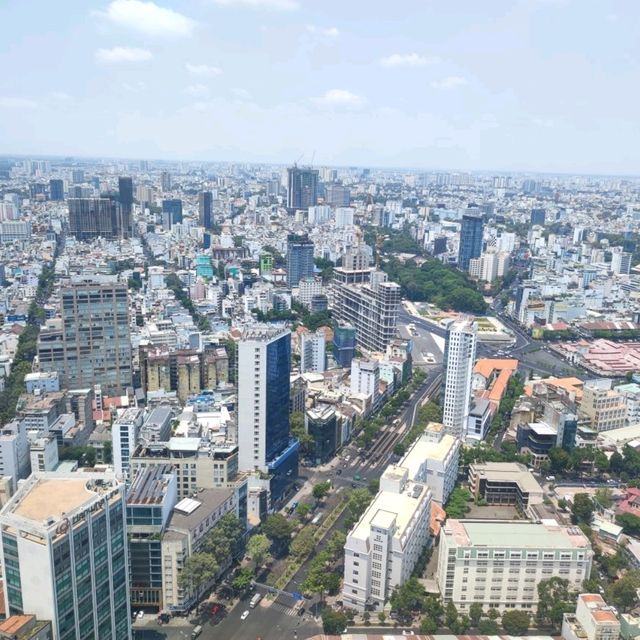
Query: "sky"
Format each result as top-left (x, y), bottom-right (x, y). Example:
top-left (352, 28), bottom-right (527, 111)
top-left (0, 0), bottom-right (639, 174)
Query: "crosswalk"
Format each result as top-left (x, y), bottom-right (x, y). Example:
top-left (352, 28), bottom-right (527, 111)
top-left (270, 602), bottom-right (299, 617)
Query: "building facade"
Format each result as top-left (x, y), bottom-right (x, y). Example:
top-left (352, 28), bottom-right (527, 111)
top-left (438, 519), bottom-right (593, 612)
top-left (287, 166), bottom-right (319, 210)
top-left (0, 473), bottom-right (131, 640)
top-left (442, 319), bottom-right (477, 438)
top-left (286, 234), bottom-right (315, 287)
top-left (458, 214), bottom-right (484, 272)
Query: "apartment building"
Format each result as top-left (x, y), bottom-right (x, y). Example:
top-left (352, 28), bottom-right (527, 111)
top-left (562, 594), bottom-right (620, 640)
top-left (438, 519), bottom-right (593, 612)
top-left (342, 466), bottom-right (432, 612)
top-left (397, 422), bottom-right (460, 504)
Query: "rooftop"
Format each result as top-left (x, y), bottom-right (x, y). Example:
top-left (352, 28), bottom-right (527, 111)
top-left (443, 519), bottom-right (591, 549)
top-left (470, 461), bottom-right (544, 494)
top-left (400, 432), bottom-right (458, 479)
top-left (127, 464), bottom-right (174, 505)
top-left (4, 473), bottom-right (120, 526)
top-left (166, 487), bottom-right (234, 533)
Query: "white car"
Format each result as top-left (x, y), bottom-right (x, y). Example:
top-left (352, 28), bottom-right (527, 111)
top-left (136, 611), bottom-right (144, 619)
top-left (402, 631), bottom-right (415, 637)
top-left (240, 610), bottom-right (250, 621)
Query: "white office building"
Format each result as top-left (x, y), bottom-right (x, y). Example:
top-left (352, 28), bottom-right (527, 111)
top-left (438, 519), bottom-right (593, 612)
top-left (350, 358), bottom-right (379, 399)
top-left (112, 407), bottom-right (144, 478)
top-left (29, 436), bottom-right (59, 472)
top-left (397, 422), bottom-right (460, 504)
top-left (301, 330), bottom-right (326, 373)
top-left (297, 277), bottom-right (323, 308)
top-left (0, 421), bottom-right (31, 491)
top-left (0, 472), bottom-right (131, 640)
top-left (562, 594), bottom-right (620, 640)
top-left (335, 207), bottom-right (355, 228)
top-left (342, 465), bottom-right (432, 611)
top-left (442, 319), bottom-right (477, 438)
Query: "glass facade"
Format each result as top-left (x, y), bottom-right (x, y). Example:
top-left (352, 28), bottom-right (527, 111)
top-left (265, 334), bottom-right (291, 462)
top-left (458, 214), bottom-right (484, 271)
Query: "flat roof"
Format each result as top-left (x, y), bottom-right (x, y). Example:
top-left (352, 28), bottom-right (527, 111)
top-left (400, 433), bottom-right (458, 478)
top-left (444, 519), bottom-right (591, 549)
top-left (7, 475), bottom-right (119, 525)
top-left (350, 482), bottom-right (430, 543)
top-left (166, 487), bottom-right (234, 533)
top-left (470, 461), bottom-right (543, 494)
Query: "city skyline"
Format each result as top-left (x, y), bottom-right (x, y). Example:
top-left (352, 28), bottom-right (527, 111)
top-left (1, 1), bottom-right (640, 174)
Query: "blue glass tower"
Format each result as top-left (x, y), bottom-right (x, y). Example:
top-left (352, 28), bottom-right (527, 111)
top-left (457, 214), bottom-right (484, 271)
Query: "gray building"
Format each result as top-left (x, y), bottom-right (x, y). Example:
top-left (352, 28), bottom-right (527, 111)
top-left (37, 277), bottom-right (132, 395)
top-left (286, 234), bottom-right (314, 287)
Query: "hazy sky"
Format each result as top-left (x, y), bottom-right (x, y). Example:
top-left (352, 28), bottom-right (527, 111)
top-left (0, 0), bottom-right (638, 173)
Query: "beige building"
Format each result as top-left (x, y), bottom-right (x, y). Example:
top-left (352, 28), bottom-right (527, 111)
top-left (581, 381), bottom-right (626, 433)
top-left (562, 594), bottom-right (620, 640)
top-left (438, 519), bottom-right (593, 612)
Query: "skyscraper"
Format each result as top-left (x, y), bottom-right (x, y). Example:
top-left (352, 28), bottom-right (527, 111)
top-left (325, 184), bottom-right (350, 207)
top-left (49, 178), bottom-right (64, 201)
top-left (71, 169), bottom-right (85, 184)
top-left (442, 318), bottom-right (477, 439)
top-left (237, 328), bottom-right (298, 501)
top-left (118, 177), bottom-right (133, 238)
top-left (37, 276), bottom-right (132, 394)
top-left (162, 199), bottom-right (183, 229)
top-left (530, 208), bottom-right (546, 226)
top-left (68, 197), bottom-right (130, 240)
top-left (287, 166), bottom-right (319, 211)
top-left (286, 234), bottom-right (314, 287)
top-left (0, 472), bottom-right (131, 640)
top-left (332, 251), bottom-right (401, 353)
top-left (457, 214), bottom-right (484, 272)
top-left (160, 171), bottom-right (172, 192)
top-left (301, 330), bottom-right (326, 373)
top-left (199, 191), bottom-right (213, 229)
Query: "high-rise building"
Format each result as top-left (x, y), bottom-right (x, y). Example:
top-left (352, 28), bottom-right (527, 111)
top-left (438, 519), bottom-right (593, 612)
top-left (68, 197), bottom-right (131, 240)
top-left (611, 248), bottom-right (633, 275)
top-left (300, 330), bottom-right (326, 373)
top-left (112, 408), bottom-right (144, 479)
top-left (442, 318), bottom-right (477, 438)
top-left (332, 258), bottom-right (401, 353)
top-left (118, 177), bottom-right (133, 238)
top-left (306, 406), bottom-right (339, 464)
top-left (457, 214), bottom-right (484, 272)
top-left (237, 328), bottom-right (298, 502)
top-left (287, 166), bottom-right (319, 210)
top-left (49, 179), bottom-right (64, 201)
top-left (37, 277), bottom-right (133, 394)
top-left (160, 171), bottom-right (172, 192)
top-left (0, 472), bottom-right (132, 640)
top-left (286, 234), bottom-right (315, 287)
top-left (342, 465), bottom-right (432, 612)
top-left (530, 208), bottom-right (546, 226)
top-left (333, 323), bottom-right (356, 368)
top-left (126, 465), bottom-right (177, 611)
top-left (161, 199), bottom-right (183, 229)
top-left (199, 191), bottom-right (213, 229)
top-left (325, 184), bottom-right (350, 207)
top-left (71, 169), bottom-right (85, 184)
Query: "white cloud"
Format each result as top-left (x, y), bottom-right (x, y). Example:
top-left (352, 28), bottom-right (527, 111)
top-left (0, 97), bottom-right (38, 109)
top-left (431, 76), bottom-right (468, 90)
top-left (313, 89), bottom-right (366, 109)
top-left (231, 88), bottom-right (252, 99)
top-left (186, 63), bottom-right (223, 78)
top-left (100, 0), bottom-right (195, 37)
top-left (380, 53), bottom-right (436, 68)
top-left (306, 25), bottom-right (339, 38)
top-left (95, 47), bottom-right (153, 63)
top-left (210, 0), bottom-right (299, 10)
top-left (186, 84), bottom-right (209, 97)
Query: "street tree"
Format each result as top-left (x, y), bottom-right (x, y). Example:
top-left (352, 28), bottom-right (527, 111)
top-left (246, 534), bottom-right (271, 570)
top-left (502, 610), bottom-right (530, 635)
top-left (606, 571), bottom-right (640, 612)
top-left (296, 502), bottom-right (312, 519)
top-left (537, 577), bottom-right (576, 628)
top-left (263, 513), bottom-right (295, 551)
top-left (321, 608), bottom-right (348, 635)
top-left (389, 578), bottom-right (425, 622)
top-left (313, 481), bottom-right (331, 501)
top-left (445, 602), bottom-right (458, 630)
top-left (478, 619), bottom-right (499, 634)
top-left (231, 567), bottom-right (254, 592)
top-left (178, 553), bottom-right (219, 592)
top-left (290, 527), bottom-right (316, 558)
top-left (469, 603), bottom-right (484, 627)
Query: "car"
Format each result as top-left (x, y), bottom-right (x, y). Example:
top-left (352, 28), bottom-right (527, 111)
top-left (351, 482), bottom-right (357, 488)
top-left (402, 631), bottom-right (415, 636)
top-left (240, 610), bottom-right (250, 621)
top-left (354, 474), bottom-right (361, 481)
top-left (336, 469), bottom-right (342, 475)
top-left (297, 607), bottom-right (305, 617)
top-left (136, 611), bottom-right (144, 619)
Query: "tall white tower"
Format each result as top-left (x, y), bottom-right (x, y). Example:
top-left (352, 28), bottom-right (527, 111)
top-left (442, 318), bottom-right (477, 438)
